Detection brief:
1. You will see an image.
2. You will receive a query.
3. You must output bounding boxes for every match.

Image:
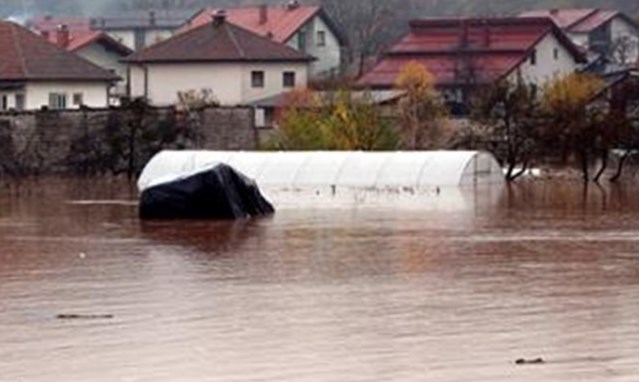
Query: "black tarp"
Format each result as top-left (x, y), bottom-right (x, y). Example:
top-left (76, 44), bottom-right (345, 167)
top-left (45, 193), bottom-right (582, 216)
top-left (139, 164), bottom-right (275, 220)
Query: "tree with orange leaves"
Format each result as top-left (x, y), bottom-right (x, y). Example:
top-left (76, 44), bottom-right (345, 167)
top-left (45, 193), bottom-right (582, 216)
top-left (395, 61), bottom-right (447, 150)
top-left (541, 73), bottom-right (605, 182)
top-left (266, 88), bottom-right (398, 151)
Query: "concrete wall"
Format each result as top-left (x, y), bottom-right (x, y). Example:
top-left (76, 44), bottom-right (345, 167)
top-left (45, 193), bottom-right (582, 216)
top-left (0, 106), bottom-right (257, 175)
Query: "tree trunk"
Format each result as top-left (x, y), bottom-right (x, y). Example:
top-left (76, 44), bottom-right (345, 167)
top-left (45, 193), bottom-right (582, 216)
top-left (505, 162), bottom-right (516, 182)
top-left (593, 150), bottom-right (609, 184)
top-left (579, 150), bottom-right (590, 183)
top-left (610, 151), bottom-right (631, 183)
top-left (508, 159), bottom-right (529, 182)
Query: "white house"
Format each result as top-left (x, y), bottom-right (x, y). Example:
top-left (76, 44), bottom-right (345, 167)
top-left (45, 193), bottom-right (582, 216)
top-left (520, 9), bottom-right (639, 67)
top-left (182, 2), bottom-right (346, 79)
top-left (67, 32), bottom-right (132, 100)
top-left (125, 12), bottom-right (313, 107)
top-left (357, 17), bottom-right (586, 113)
top-left (38, 25), bottom-right (132, 102)
top-left (0, 21), bottom-right (119, 111)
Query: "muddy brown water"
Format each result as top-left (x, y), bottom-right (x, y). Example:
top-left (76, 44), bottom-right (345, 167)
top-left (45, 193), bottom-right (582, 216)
top-left (1, 178), bottom-right (639, 381)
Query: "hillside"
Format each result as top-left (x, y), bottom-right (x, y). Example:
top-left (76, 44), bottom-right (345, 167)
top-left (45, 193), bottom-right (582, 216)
top-left (1, 0), bottom-right (638, 19)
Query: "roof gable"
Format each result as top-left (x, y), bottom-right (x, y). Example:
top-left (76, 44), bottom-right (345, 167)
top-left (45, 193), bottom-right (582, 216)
top-left (67, 32), bottom-right (133, 56)
top-left (0, 21), bottom-right (119, 82)
top-left (126, 17), bottom-right (314, 63)
top-left (519, 9), bottom-right (597, 30)
top-left (38, 29), bottom-right (133, 56)
top-left (519, 8), bottom-right (638, 34)
top-left (358, 17), bottom-right (584, 89)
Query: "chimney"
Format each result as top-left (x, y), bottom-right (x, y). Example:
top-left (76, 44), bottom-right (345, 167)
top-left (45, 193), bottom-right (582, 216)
top-left (286, 0), bottom-right (300, 11)
top-left (56, 24), bottom-right (70, 49)
top-left (211, 10), bottom-right (227, 27)
top-left (259, 4), bottom-right (268, 25)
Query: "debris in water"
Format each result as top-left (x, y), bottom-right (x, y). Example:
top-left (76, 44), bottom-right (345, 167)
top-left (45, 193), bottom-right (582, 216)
top-left (56, 314), bottom-right (114, 320)
top-left (515, 358), bottom-right (545, 365)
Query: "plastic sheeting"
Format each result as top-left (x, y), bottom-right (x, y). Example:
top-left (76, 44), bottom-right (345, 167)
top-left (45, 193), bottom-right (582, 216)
top-left (139, 163), bottom-right (275, 220)
top-left (138, 151), bottom-right (505, 192)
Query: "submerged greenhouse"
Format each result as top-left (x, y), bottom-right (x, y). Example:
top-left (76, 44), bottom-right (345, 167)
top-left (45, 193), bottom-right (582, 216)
top-left (138, 151), bottom-right (504, 192)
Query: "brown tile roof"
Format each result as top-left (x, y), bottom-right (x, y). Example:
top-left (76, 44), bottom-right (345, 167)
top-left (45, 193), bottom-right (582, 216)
top-left (125, 16), bottom-right (314, 63)
top-left (0, 21), bottom-right (120, 82)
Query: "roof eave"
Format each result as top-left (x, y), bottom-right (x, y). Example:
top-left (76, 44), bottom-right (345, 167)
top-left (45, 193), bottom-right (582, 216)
top-left (123, 57), bottom-right (314, 64)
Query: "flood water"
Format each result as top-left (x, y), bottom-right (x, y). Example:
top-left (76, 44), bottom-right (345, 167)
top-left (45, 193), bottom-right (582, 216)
top-left (1, 178), bottom-right (639, 381)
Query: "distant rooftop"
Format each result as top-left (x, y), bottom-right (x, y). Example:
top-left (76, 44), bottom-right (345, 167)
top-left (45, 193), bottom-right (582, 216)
top-left (125, 14), bottom-right (314, 64)
top-left (28, 9), bottom-right (195, 33)
top-left (519, 8), bottom-right (636, 34)
top-left (181, 3), bottom-right (346, 46)
top-left (358, 17), bottom-right (585, 89)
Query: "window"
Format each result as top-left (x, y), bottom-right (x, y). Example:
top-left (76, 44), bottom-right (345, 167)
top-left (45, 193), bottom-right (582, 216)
top-left (48, 93), bottom-right (67, 110)
top-left (553, 48), bottom-right (559, 60)
top-left (317, 30), bottom-right (326, 47)
top-left (15, 94), bottom-right (25, 111)
top-left (1, 95), bottom-right (7, 111)
top-left (73, 93), bottom-right (84, 106)
top-left (297, 30), bottom-right (307, 52)
top-left (251, 71), bottom-right (265, 88)
top-left (283, 71), bottom-right (296, 88)
top-left (530, 49), bottom-right (537, 65)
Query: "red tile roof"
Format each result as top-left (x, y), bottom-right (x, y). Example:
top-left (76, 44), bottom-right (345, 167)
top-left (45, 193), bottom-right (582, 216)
top-left (358, 17), bottom-right (585, 89)
top-left (0, 21), bottom-right (120, 82)
top-left (39, 29), bottom-right (133, 55)
top-left (519, 9), bottom-right (628, 34)
top-left (70, 31), bottom-right (132, 55)
top-left (125, 16), bottom-right (314, 63)
top-left (181, 5), bottom-right (321, 43)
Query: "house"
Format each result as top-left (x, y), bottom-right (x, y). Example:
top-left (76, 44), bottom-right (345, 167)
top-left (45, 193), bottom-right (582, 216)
top-left (0, 21), bottom-right (119, 111)
top-left (124, 12), bottom-right (314, 107)
top-left (40, 25), bottom-right (132, 101)
top-left (28, 10), bottom-right (193, 51)
top-left (182, 2), bottom-right (346, 79)
top-left (250, 90), bottom-right (405, 128)
top-left (357, 17), bottom-right (586, 111)
top-left (519, 9), bottom-right (639, 66)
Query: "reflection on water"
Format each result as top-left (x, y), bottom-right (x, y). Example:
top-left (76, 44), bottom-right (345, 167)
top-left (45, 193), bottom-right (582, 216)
top-left (1, 178), bottom-right (639, 381)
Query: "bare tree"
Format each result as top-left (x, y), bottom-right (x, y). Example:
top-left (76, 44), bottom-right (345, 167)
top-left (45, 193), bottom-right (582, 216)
top-left (320, 0), bottom-right (410, 75)
top-left (470, 79), bottom-right (540, 181)
top-left (609, 35), bottom-right (639, 67)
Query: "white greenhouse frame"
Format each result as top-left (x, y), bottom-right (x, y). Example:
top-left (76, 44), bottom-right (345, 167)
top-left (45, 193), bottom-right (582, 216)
top-left (138, 151), bottom-right (505, 192)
